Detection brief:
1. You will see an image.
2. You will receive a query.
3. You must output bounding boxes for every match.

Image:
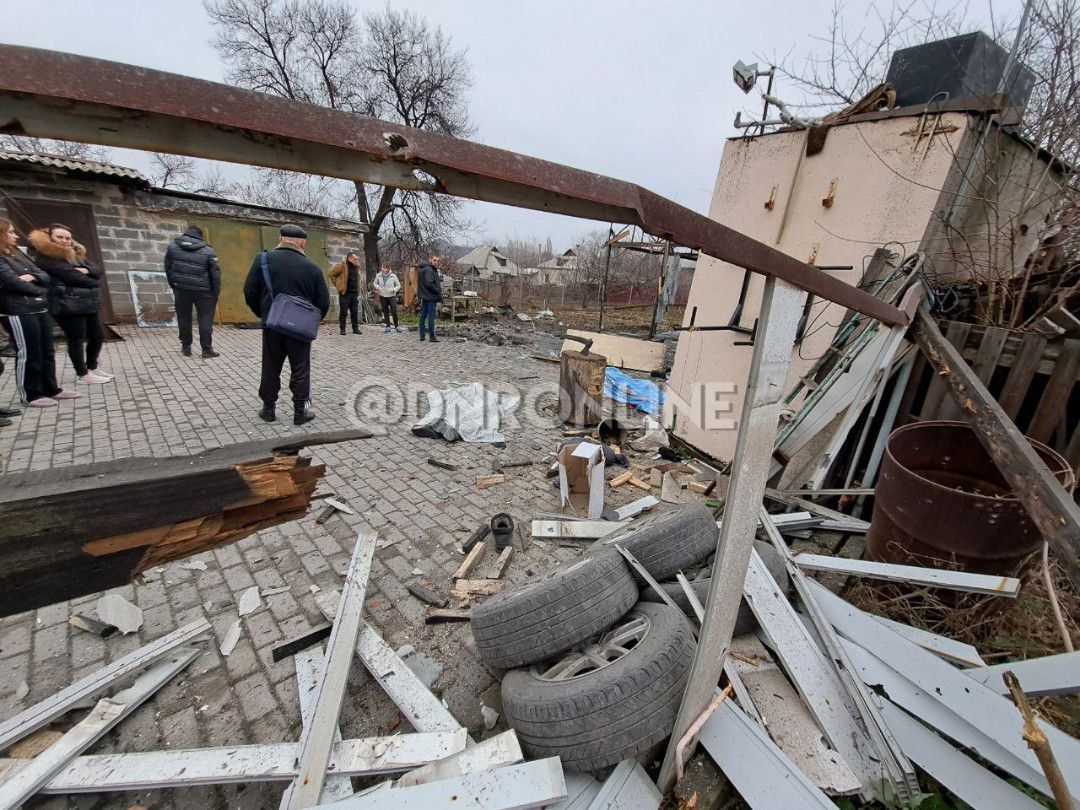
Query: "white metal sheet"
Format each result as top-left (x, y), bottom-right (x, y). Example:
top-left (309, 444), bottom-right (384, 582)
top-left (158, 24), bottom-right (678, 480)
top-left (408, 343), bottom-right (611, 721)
top-left (794, 554), bottom-right (1020, 596)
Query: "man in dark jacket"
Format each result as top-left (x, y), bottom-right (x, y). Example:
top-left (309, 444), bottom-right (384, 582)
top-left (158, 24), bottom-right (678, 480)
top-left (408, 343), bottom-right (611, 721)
top-left (417, 255), bottom-right (443, 343)
top-left (243, 224), bottom-right (330, 425)
top-left (164, 225), bottom-right (221, 358)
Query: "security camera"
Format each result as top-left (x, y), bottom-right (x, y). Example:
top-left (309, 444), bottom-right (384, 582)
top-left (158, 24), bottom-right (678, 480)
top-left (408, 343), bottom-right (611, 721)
top-left (733, 60), bottom-right (759, 94)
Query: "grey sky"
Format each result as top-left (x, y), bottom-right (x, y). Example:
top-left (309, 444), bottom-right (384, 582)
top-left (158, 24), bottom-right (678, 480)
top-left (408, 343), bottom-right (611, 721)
top-left (1, 0), bottom-right (1021, 251)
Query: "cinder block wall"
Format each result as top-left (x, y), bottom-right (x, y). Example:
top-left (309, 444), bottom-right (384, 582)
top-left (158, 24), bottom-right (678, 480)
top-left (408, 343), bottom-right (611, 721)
top-left (0, 168), bottom-right (364, 324)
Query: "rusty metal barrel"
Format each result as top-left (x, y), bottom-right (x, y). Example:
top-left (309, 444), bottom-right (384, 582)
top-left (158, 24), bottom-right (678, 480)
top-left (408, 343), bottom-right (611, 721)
top-left (867, 421), bottom-right (1074, 574)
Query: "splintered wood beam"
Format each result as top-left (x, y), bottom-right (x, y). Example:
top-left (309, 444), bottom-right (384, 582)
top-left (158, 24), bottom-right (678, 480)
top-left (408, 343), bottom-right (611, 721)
top-left (912, 312), bottom-right (1080, 588)
top-left (0, 430), bottom-right (370, 617)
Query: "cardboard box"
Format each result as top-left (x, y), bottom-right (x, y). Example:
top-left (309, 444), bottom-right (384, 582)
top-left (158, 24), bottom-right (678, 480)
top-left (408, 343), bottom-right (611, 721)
top-left (558, 442), bottom-right (605, 519)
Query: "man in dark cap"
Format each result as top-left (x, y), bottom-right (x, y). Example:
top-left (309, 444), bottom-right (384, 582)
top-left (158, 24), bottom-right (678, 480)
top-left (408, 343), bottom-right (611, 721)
top-left (243, 224), bottom-right (330, 425)
top-left (164, 224), bottom-right (221, 357)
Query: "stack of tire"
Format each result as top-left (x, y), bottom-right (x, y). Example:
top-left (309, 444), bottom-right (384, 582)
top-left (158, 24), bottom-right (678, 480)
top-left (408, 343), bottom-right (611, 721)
top-left (469, 504), bottom-right (789, 773)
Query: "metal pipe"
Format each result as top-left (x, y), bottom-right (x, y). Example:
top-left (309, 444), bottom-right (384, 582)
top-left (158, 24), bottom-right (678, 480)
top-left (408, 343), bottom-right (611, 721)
top-left (0, 45), bottom-right (906, 327)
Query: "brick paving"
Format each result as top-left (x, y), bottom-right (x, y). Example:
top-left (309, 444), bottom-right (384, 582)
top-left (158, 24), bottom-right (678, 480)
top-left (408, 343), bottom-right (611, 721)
top-left (0, 322), bottom-right (647, 808)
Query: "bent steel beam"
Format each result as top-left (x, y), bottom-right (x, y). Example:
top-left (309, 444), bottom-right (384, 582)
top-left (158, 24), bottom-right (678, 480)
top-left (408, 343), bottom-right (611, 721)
top-left (0, 45), bottom-right (905, 326)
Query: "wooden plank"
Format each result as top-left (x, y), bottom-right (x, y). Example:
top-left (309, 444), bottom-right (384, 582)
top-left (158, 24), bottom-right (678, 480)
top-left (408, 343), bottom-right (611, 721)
top-left (425, 608), bottom-right (471, 624)
top-left (971, 326), bottom-right (1011, 384)
top-left (271, 624), bottom-right (333, 663)
top-left (920, 321), bottom-right (971, 419)
top-left (610, 471), bottom-right (634, 488)
top-left (483, 547), bottom-right (514, 579)
top-left (0, 430), bottom-right (369, 618)
top-left (476, 474), bottom-right (506, 489)
top-left (562, 329), bottom-right (665, 373)
top-left (451, 579), bottom-right (505, 600)
top-left (406, 583), bottom-right (447, 608)
top-left (280, 529), bottom-right (375, 809)
top-left (453, 543), bottom-right (487, 579)
top-left (1028, 337), bottom-right (1080, 442)
top-left (997, 332), bottom-right (1048, 420)
top-left (793, 554), bottom-right (1020, 596)
top-left (913, 312), bottom-right (1080, 588)
top-left (658, 277), bottom-right (804, 792)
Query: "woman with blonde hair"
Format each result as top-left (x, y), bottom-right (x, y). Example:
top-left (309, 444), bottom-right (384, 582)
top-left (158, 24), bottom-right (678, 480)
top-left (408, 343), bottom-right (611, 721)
top-left (27, 222), bottom-right (112, 384)
top-left (0, 219), bottom-right (76, 407)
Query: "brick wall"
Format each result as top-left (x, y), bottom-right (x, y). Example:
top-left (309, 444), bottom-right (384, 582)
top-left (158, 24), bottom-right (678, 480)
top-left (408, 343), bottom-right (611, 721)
top-left (0, 166), bottom-right (364, 324)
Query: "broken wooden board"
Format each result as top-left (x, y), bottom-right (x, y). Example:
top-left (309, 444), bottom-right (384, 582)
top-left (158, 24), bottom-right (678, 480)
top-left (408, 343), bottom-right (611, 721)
top-left (482, 547), bottom-right (514, 580)
top-left (475, 474), bottom-right (505, 489)
top-left (562, 329), bottom-right (665, 373)
top-left (453, 544), bottom-right (487, 580)
top-left (425, 608), bottom-right (471, 624)
top-left (450, 580), bottom-right (505, 600)
top-left (0, 430), bottom-right (370, 618)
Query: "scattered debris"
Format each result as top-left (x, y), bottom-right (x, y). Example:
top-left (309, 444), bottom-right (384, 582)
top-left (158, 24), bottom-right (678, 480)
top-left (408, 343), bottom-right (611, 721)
top-left (451, 580), bottom-right (505, 600)
top-left (237, 587), bottom-right (261, 616)
top-left (613, 495), bottom-right (660, 521)
top-left (428, 458), bottom-right (458, 471)
top-left (314, 504), bottom-right (338, 525)
top-left (407, 583), bottom-right (448, 608)
top-left (220, 621), bottom-right (242, 656)
top-left (558, 442), bottom-right (605, 519)
top-left (425, 608), bottom-right (471, 624)
top-left (531, 519), bottom-right (628, 540)
top-left (611, 471), bottom-right (634, 488)
top-left (11, 682), bottom-right (28, 705)
top-left (95, 594), bottom-right (143, 635)
top-left (476, 473), bottom-right (505, 489)
top-left (270, 624), bottom-right (333, 663)
top-left (69, 614), bottom-right (118, 638)
top-left (454, 544), bottom-right (487, 580)
top-left (8, 729), bottom-right (63, 759)
top-left (402, 650), bottom-right (444, 691)
top-left (483, 547), bottom-right (514, 579)
top-left (481, 705), bottom-right (500, 730)
top-left (181, 560), bottom-right (208, 572)
top-left (324, 498), bottom-right (355, 515)
top-left (412, 383), bottom-right (519, 444)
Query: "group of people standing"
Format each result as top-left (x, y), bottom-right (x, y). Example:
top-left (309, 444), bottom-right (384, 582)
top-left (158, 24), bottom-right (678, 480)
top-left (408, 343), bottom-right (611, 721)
top-left (0, 215), bottom-right (447, 430)
top-left (0, 218), bottom-right (113, 422)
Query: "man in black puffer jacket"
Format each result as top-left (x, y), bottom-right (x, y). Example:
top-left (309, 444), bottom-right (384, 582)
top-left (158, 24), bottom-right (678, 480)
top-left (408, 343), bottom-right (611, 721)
top-left (164, 225), bottom-right (221, 358)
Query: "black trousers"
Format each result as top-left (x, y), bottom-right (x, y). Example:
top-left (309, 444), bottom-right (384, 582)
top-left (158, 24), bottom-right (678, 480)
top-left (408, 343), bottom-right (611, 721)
top-left (259, 328), bottom-right (311, 408)
top-left (174, 289), bottom-right (217, 350)
top-left (54, 312), bottom-right (103, 376)
top-left (380, 296), bottom-right (399, 327)
top-left (6, 312), bottom-right (60, 402)
top-left (339, 292), bottom-right (359, 332)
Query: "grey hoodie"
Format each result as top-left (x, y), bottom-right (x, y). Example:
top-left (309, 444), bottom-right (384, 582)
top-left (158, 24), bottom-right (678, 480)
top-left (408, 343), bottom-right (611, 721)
top-left (373, 270), bottom-right (401, 298)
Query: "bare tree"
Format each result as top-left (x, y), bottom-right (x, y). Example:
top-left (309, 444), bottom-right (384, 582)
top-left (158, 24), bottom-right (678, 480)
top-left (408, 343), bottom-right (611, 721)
top-left (230, 167), bottom-right (354, 219)
top-left (502, 234), bottom-right (554, 269)
top-left (204, 0), bottom-right (472, 278)
top-left (148, 152), bottom-right (199, 190)
top-left (0, 134), bottom-right (112, 163)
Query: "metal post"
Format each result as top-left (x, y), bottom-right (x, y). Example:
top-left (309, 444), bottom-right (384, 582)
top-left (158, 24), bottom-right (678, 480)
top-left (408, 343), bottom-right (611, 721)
top-left (657, 276), bottom-right (803, 791)
top-left (598, 224), bottom-right (614, 332)
top-left (649, 241), bottom-right (670, 339)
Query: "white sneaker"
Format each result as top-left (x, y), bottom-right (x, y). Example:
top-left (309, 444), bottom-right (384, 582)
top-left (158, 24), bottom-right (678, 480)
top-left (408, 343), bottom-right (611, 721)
top-left (79, 372), bottom-right (112, 384)
top-left (90, 368), bottom-right (114, 380)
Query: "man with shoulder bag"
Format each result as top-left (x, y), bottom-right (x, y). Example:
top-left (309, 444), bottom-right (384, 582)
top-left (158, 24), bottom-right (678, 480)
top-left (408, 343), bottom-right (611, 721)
top-left (243, 224), bottom-right (329, 425)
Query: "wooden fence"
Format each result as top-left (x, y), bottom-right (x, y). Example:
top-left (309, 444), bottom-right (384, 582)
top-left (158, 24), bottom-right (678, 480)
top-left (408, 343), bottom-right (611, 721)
top-left (898, 320), bottom-right (1080, 471)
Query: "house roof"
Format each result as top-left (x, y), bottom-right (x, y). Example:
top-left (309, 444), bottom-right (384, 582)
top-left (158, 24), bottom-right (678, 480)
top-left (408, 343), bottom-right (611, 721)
top-left (0, 148), bottom-right (150, 187)
top-left (455, 245), bottom-right (530, 276)
top-left (538, 248), bottom-right (579, 270)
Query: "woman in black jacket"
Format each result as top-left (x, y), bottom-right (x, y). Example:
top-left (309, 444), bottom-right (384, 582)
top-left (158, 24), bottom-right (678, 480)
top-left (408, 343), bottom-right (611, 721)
top-left (0, 219), bottom-right (77, 407)
top-left (28, 224), bottom-right (113, 384)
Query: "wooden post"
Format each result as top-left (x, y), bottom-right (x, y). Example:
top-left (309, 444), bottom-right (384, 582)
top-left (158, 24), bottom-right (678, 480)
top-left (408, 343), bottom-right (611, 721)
top-left (559, 350), bottom-right (607, 427)
top-left (657, 276), bottom-right (804, 791)
top-left (912, 311), bottom-right (1080, 588)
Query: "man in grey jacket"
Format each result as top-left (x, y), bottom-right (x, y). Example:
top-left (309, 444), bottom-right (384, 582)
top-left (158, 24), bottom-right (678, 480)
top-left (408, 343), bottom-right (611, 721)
top-left (373, 264), bottom-right (404, 333)
top-left (164, 225), bottom-right (221, 358)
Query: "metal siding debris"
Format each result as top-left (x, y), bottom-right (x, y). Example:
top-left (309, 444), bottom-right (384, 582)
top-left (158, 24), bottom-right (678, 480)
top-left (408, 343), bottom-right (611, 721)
top-left (585, 759), bottom-right (661, 809)
top-left (395, 730), bottom-right (522, 788)
top-left (530, 520), bottom-right (629, 539)
top-left (94, 593), bottom-right (143, 634)
top-left (698, 696), bottom-right (836, 809)
top-left (321, 757), bottom-right (567, 809)
top-left (0, 617), bottom-right (210, 752)
top-left (964, 652), bottom-right (1080, 697)
top-left (873, 615), bottom-right (987, 667)
top-left (0, 649), bottom-right (197, 808)
top-left (280, 529), bottom-right (376, 809)
top-left (295, 647), bottom-right (353, 802)
top-left (793, 554), bottom-right (1021, 596)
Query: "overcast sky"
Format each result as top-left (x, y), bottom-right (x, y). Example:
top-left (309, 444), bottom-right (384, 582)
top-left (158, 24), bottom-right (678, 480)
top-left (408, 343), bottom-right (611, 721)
top-left (1, 0), bottom-right (1022, 251)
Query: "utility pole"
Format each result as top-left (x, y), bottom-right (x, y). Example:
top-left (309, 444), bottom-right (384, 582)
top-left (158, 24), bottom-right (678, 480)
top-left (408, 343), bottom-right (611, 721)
top-left (598, 223), bottom-right (614, 332)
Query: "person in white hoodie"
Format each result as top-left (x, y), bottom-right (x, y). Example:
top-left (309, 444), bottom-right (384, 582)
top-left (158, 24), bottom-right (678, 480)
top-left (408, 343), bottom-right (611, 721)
top-left (373, 264), bottom-right (404, 333)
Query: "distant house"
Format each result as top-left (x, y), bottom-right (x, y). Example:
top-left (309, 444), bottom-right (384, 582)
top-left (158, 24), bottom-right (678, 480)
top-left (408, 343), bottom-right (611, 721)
top-left (455, 245), bottom-right (536, 284)
top-left (533, 248), bottom-right (579, 285)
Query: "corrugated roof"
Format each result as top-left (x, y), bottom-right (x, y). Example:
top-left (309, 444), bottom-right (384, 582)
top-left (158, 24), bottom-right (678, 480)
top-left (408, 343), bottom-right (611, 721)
top-left (0, 148), bottom-right (149, 185)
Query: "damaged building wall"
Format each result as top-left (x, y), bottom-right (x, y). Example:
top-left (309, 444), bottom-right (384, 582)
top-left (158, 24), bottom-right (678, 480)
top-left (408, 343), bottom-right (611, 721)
top-left (666, 111), bottom-right (968, 461)
top-left (0, 160), bottom-right (363, 323)
top-left (665, 109), bottom-right (1061, 462)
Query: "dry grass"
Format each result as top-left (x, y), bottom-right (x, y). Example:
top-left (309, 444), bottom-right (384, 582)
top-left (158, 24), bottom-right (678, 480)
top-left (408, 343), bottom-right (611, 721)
top-left (844, 552), bottom-right (1080, 735)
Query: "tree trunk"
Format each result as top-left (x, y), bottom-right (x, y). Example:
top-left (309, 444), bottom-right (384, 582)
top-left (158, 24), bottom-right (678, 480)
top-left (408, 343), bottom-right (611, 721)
top-left (559, 350), bottom-right (607, 427)
top-left (362, 229), bottom-right (381, 285)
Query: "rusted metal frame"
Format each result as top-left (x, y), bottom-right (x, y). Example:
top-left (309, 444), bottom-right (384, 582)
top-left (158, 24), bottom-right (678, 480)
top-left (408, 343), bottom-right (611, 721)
top-left (657, 276), bottom-right (804, 792)
top-left (911, 310), bottom-right (1080, 588)
top-left (0, 45), bottom-right (905, 327)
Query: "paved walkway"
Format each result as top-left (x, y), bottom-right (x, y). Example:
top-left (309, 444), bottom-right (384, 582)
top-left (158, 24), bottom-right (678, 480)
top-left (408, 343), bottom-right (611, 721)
top-left (0, 322), bottom-right (613, 808)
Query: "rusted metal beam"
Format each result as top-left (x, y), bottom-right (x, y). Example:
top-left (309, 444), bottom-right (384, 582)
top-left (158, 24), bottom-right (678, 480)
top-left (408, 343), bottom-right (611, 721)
top-left (912, 311), bottom-right (1080, 588)
top-left (0, 45), bottom-right (906, 326)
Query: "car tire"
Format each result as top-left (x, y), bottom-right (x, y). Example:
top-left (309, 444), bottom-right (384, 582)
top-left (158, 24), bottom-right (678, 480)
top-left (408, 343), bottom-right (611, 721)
top-left (471, 550), bottom-right (638, 670)
top-left (593, 504), bottom-right (718, 581)
top-left (640, 540), bottom-right (789, 629)
top-left (501, 601), bottom-right (695, 773)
